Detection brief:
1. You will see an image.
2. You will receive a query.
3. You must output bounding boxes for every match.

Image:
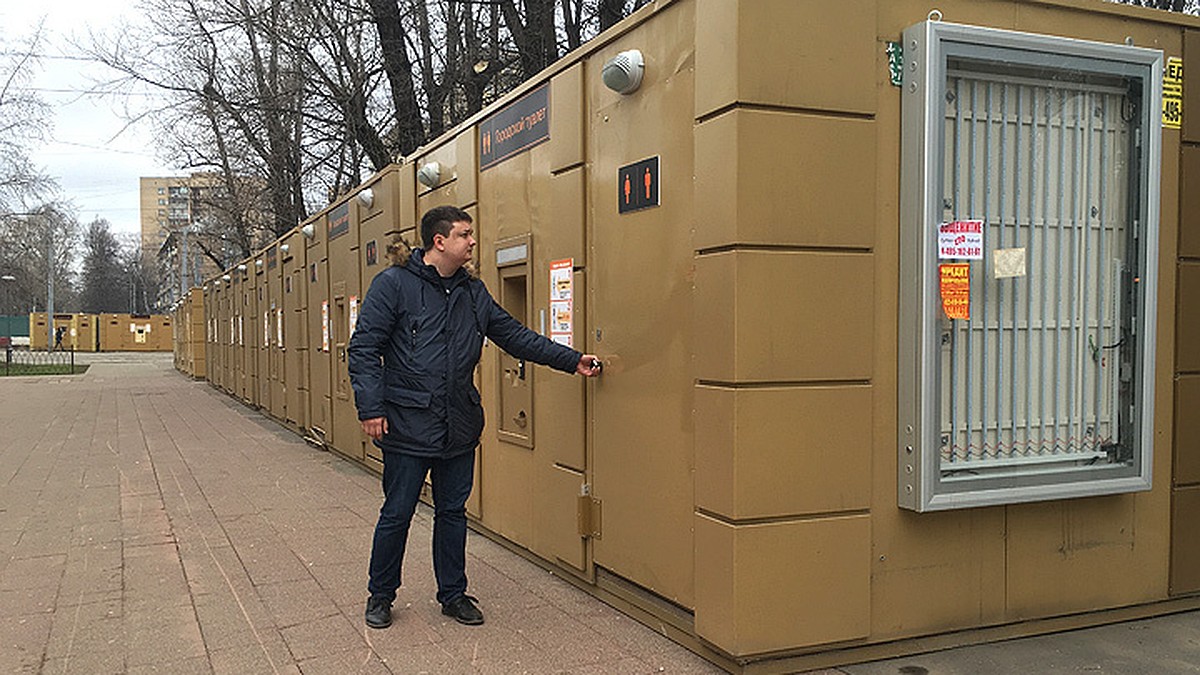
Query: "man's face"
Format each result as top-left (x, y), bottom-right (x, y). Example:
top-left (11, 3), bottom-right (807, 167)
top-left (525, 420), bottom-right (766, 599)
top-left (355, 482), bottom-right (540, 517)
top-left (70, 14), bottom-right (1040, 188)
top-left (436, 220), bottom-right (476, 269)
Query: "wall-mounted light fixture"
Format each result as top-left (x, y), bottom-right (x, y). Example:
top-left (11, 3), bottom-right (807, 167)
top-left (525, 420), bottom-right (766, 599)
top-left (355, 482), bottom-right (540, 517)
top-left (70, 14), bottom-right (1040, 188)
top-left (602, 49), bottom-right (645, 94)
top-left (357, 188), bottom-right (375, 208)
top-left (237, 264), bottom-right (247, 272)
top-left (417, 162), bottom-right (441, 188)
top-left (255, 259), bottom-right (263, 268)
top-left (301, 223), bottom-right (315, 239)
top-left (222, 274), bottom-right (232, 281)
top-left (280, 243), bottom-right (290, 254)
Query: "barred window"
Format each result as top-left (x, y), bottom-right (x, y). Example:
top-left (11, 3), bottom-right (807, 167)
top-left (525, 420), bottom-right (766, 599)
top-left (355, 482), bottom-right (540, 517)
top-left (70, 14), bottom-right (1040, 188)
top-left (899, 21), bottom-right (1162, 511)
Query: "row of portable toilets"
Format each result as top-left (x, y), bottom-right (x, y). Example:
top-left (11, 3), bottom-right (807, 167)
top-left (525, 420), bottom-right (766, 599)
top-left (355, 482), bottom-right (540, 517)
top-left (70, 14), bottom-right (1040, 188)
top-left (169, 1), bottom-right (1200, 671)
top-left (29, 312), bottom-right (173, 352)
top-left (170, 166), bottom-right (415, 474)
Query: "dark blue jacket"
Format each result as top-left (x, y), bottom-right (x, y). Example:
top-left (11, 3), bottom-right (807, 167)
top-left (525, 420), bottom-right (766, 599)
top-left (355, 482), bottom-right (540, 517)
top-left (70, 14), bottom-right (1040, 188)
top-left (348, 248), bottom-right (581, 457)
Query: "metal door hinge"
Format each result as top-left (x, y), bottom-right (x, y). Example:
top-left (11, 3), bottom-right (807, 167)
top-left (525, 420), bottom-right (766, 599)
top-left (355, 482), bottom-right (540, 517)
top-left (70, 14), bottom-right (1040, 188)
top-left (577, 485), bottom-right (602, 539)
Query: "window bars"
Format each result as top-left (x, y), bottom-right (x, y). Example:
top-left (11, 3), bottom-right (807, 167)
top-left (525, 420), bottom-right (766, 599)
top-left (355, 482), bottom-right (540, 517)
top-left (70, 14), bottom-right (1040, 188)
top-left (900, 21), bottom-right (1160, 511)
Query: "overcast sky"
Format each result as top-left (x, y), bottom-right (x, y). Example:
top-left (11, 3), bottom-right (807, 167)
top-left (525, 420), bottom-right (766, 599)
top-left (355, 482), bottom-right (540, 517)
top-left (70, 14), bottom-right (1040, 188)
top-left (7, 4), bottom-right (176, 238)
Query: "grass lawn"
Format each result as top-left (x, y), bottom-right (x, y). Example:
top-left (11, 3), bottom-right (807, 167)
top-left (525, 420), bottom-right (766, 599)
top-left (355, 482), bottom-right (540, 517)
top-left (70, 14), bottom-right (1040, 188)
top-left (0, 364), bottom-right (90, 376)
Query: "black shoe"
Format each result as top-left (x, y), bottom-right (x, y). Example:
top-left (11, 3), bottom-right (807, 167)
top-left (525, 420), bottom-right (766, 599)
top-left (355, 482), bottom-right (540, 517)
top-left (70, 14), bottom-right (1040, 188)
top-left (441, 594), bottom-right (484, 625)
top-left (365, 595), bottom-right (392, 629)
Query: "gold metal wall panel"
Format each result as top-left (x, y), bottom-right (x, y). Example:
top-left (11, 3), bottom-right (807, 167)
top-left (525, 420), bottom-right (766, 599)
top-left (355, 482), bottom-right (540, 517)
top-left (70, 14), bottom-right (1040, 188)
top-left (587, 0), bottom-right (696, 608)
top-left (1180, 263), bottom-right (1200, 372)
top-left (327, 197), bottom-right (363, 462)
top-left (1185, 29), bottom-right (1200, 145)
top-left (1171, 484), bottom-right (1200, 594)
top-left (547, 168), bottom-right (587, 268)
top-left (479, 441), bottom-right (536, 545)
top-left (267, 248), bottom-right (286, 421)
top-left (694, 250), bottom-right (874, 382)
top-left (306, 219), bottom-right (331, 437)
top-left (278, 232), bottom-right (307, 429)
top-left (694, 513), bottom-right (871, 656)
top-left (550, 62), bottom-right (585, 173)
top-left (868, 507), bottom-right (1007, 639)
top-left (455, 129), bottom-right (478, 207)
top-left (1180, 146), bottom-right (1200, 259)
top-left (533, 271), bottom-right (586, 472)
top-left (416, 182), bottom-right (460, 217)
top-left (1005, 494), bottom-right (1167, 619)
top-left (243, 263), bottom-right (259, 406)
top-left (255, 253), bottom-right (271, 411)
top-left (533, 463), bottom-right (587, 572)
top-left (416, 137), bottom-right (460, 194)
top-left (694, 384), bottom-right (871, 519)
top-left (694, 0), bottom-right (875, 119)
top-left (1177, 376), bottom-right (1200, 486)
top-left (694, 110), bottom-right (875, 250)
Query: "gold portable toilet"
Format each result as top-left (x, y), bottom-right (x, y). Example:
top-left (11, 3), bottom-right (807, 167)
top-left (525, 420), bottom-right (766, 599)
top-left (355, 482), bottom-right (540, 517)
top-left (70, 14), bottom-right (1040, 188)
top-left (219, 273), bottom-right (235, 394)
top-left (152, 315), bottom-right (173, 351)
top-left (354, 165), bottom-right (416, 472)
top-left (253, 251), bottom-right (271, 410)
top-left (417, 134), bottom-right (486, 520)
top-left (265, 245), bottom-right (286, 421)
top-left (243, 260), bottom-right (261, 406)
top-left (472, 65), bottom-right (589, 569)
top-left (231, 264), bottom-right (249, 400)
top-left (325, 196), bottom-right (364, 462)
top-left (74, 314), bottom-right (99, 352)
top-left (280, 228), bottom-right (310, 433)
top-left (167, 1), bottom-right (1200, 671)
top-left (305, 213), bottom-right (332, 442)
top-left (188, 288), bottom-right (206, 376)
top-left (203, 281), bottom-right (217, 384)
top-left (28, 313), bottom-right (48, 350)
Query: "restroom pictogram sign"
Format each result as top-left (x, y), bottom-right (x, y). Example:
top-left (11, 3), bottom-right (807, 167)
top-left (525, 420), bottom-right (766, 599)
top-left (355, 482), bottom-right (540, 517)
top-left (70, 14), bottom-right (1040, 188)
top-left (618, 156), bottom-right (659, 214)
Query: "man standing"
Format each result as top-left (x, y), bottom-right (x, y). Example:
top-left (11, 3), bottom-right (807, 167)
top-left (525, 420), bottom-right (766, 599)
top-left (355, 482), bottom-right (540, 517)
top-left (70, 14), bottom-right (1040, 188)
top-left (348, 205), bottom-right (601, 629)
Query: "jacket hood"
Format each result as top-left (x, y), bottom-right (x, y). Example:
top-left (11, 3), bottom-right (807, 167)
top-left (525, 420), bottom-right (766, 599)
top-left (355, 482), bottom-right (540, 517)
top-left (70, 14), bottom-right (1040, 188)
top-left (387, 236), bottom-right (478, 279)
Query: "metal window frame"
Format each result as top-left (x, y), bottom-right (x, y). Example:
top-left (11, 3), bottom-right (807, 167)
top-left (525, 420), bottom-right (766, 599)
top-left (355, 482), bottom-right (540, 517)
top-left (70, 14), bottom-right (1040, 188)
top-left (899, 20), bottom-right (1161, 512)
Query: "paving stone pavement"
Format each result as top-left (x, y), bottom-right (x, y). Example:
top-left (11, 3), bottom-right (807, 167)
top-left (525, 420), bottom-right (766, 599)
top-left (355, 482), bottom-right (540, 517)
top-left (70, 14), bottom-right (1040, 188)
top-left (0, 353), bottom-right (724, 674)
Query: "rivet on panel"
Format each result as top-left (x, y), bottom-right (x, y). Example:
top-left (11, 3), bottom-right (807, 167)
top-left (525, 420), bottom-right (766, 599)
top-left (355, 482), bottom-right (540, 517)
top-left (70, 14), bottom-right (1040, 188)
top-left (905, 425), bottom-right (913, 434)
top-left (909, 82), bottom-right (918, 93)
top-left (905, 485), bottom-right (913, 494)
top-left (905, 465), bottom-right (913, 474)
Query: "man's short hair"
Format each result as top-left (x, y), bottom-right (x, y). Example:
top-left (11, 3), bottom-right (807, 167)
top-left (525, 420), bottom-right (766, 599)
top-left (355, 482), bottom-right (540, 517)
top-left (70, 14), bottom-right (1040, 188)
top-left (421, 205), bottom-right (472, 248)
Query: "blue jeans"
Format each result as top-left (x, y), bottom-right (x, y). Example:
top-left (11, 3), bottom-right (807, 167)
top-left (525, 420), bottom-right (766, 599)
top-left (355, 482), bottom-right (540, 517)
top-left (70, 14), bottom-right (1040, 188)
top-left (367, 449), bottom-right (475, 606)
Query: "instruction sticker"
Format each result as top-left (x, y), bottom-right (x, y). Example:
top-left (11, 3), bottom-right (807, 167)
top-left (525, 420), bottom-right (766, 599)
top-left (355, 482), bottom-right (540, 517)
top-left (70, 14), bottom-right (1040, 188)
top-left (1164, 56), bottom-right (1183, 130)
top-left (940, 263), bottom-right (971, 320)
top-left (938, 220), bottom-right (983, 260)
top-left (549, 258), bottom-right (573, 347)
top-left (349, 295), bottom-right (359, 337)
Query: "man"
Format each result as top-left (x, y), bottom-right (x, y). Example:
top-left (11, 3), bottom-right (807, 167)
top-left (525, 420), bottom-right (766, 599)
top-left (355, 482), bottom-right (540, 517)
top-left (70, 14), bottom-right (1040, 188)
top-left (348, 205), bottom-right (601, 629)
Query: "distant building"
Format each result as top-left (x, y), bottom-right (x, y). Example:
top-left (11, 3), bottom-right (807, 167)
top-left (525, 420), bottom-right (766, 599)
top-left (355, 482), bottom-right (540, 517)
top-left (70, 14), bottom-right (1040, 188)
top-left (139, 174), bottom-right (230, 309)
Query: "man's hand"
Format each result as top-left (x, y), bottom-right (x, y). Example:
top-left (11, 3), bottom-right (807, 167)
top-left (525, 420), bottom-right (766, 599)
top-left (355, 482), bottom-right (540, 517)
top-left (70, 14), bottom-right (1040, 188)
top-left (361, 416), bottom-right (388, 440)
top-left (576, 355), bottom-right (602, 377)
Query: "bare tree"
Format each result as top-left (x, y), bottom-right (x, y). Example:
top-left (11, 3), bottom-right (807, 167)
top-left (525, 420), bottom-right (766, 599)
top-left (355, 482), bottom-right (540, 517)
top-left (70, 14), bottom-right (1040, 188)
top-left (0, 204), bottom-right (79, 313)
top-left (0, 22), bottom-right (56, 214)
top-left (1112, 0), bottom-right (1200, 12)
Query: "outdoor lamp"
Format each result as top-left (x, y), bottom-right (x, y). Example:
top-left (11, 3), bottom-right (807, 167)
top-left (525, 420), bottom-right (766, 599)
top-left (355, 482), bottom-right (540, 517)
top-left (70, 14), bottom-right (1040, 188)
top-left (602, 49), bottom-right (645, 94)
top-left (417, 162), bottom-right (441, 188)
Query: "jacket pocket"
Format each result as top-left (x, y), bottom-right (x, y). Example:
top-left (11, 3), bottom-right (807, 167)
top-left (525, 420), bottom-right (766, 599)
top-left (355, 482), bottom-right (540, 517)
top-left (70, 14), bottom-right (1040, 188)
top-left (385, 386), bottom-right (432, 408)
top-left (382, 386), bottom-right (442, 450)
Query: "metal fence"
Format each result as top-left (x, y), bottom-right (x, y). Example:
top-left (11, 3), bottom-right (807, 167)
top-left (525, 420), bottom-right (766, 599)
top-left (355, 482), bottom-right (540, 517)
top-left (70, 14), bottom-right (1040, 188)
top-left (3, 347), bottom-right (78, 376)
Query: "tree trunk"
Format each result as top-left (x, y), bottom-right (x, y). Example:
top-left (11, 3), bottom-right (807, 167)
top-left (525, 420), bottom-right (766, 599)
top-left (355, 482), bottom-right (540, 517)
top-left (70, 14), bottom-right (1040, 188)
top-left (366, 0), bottom-right (426, 156)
